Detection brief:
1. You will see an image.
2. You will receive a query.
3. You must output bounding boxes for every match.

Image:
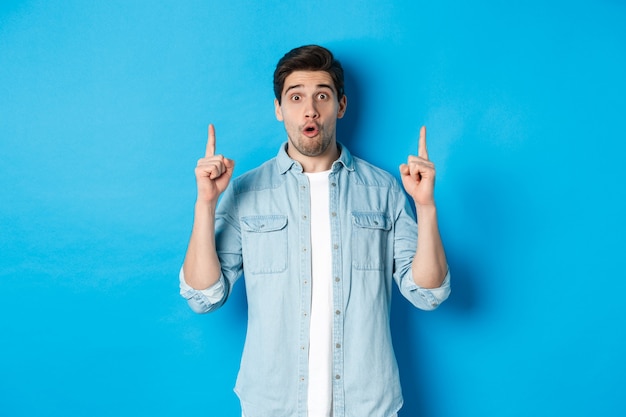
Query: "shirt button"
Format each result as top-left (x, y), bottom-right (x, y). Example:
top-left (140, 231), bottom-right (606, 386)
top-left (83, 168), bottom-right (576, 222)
top-left (335, 310), bottom-right (341, 315)
top-left (331, 212), bottom-right (337, 217)
top-left (303, 215), bottom-right (307, 220)
top-left (335, 343), bottom-right (341, 348)
top-left (335, 374), bottom-right (341, 380)
top-left (331, 182), bottom-right (337, 187)
top-left (333, 244), bottom-right (338, 250)
top-left (335, 277), bottom-right (340, 282)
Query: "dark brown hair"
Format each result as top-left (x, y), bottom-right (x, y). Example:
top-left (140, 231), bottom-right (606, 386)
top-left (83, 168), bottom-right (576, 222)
top-left (273, 45), bottom-right (345, 104)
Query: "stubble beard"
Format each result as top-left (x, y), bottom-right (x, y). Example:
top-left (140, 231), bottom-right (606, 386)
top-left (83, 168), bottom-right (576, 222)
top-left (288, 127), bottom-right (335, 158)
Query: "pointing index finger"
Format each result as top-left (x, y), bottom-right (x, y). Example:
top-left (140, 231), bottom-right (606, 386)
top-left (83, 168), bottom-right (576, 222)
top-left (206, 124), bottom-right (216, 157)
top-left (418, 125), bottom-right (429, 160)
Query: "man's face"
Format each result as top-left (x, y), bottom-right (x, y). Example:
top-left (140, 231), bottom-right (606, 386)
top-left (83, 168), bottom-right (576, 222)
top-left (274, 70), bottom-right (347, 160)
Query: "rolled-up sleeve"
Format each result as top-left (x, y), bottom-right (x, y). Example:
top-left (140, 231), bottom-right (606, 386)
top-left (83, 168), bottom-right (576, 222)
top-left (178, 182), bottom-right (243, 314)
top-left (179, 267), bottom-right (227, 314)
top-left (392, 184), bottom-right (451, 311)
top-left (401, 269), bottom-right (451, 310)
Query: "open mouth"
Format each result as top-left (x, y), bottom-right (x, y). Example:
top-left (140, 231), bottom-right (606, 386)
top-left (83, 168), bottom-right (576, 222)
top-left (303, 124), bottom-right (319, 137)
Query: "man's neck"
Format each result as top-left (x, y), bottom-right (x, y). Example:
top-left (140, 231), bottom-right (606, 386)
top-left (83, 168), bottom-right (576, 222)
top-left (289, 142), bottom-right (340, 173)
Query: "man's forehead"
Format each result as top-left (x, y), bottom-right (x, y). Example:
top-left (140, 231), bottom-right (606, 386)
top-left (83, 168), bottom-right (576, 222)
top-left (283, 71), bottom-right (334, 92)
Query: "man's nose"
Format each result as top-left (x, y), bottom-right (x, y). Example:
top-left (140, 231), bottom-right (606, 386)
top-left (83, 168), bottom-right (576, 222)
top-left (304, 99), bottom-right (319, 118)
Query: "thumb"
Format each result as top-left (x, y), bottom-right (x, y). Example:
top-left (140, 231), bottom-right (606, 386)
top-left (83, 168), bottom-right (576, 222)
top-left (224, 158), bottom-right (235, 173)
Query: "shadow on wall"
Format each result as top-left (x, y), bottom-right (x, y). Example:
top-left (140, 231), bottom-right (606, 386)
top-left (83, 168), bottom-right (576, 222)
top-left (336, 59), bottom-right (362, 154)
top-left (390, 259), bottom-right (479, 416)
top-left (390, 162), bottom-right (524, 416)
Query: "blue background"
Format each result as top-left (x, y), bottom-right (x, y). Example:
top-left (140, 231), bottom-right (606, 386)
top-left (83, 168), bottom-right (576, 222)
top-left (1, 1), bottom-right (625, 416)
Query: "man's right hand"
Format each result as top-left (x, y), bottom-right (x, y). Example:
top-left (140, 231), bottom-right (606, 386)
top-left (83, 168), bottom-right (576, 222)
top-left (195, 124), bottom-right (235, 204)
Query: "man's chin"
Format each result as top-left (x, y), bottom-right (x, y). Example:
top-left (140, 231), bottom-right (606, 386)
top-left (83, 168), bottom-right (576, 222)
top-left (288, 136), bottom-right (323, 156)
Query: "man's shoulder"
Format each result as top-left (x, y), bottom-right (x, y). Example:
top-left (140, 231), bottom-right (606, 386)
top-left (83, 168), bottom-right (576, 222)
top-left (231, 157), bottom-right (281, 193)
top-left (350, 156), bottom-right (399, 188)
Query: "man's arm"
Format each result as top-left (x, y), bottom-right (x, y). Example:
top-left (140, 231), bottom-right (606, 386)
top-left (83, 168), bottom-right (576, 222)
top-left (182, 124), bottom-right (235, 290)
top-left (399, 126), bottom-right (448, 289)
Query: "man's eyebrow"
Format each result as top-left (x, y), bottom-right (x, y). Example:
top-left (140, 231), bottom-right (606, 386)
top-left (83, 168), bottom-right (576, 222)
top-left (284, 84), bottom-right (304, 94)
top-left (316, 84), bottom-right (335, 92)
top-left (283, 83), bottom-right (335, 95)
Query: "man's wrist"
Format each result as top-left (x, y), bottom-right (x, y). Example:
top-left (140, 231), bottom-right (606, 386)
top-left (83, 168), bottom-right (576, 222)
top-left (195, 200), bottom-right (218, 216)
top-left (415, 202), bottom-right (437, 217)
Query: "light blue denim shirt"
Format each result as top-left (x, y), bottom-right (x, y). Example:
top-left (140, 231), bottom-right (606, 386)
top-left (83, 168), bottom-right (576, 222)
top-left (180, 143), bottom-right (451, 417)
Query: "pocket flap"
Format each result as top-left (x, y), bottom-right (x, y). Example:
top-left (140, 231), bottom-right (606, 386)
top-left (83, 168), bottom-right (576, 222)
top-left (241, 215), bottom-right (288, 233)
top-left (351, 212), bottom-right (391, 230)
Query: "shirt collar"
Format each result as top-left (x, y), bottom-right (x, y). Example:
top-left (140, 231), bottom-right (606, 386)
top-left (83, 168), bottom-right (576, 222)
top-left (276, 142), bottom-right (355, 175)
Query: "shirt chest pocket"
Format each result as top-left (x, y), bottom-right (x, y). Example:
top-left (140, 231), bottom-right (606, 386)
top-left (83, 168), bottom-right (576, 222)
top-left (351, 212), bottom-right (391, 270)
top-left (241, 215), bottom-right (288, 274)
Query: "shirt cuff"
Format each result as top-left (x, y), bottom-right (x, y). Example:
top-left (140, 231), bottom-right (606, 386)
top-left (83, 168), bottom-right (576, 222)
top-left (403, 268), bottom-right (451, 310)
top-left (179, 267), bottom-right (226, 311)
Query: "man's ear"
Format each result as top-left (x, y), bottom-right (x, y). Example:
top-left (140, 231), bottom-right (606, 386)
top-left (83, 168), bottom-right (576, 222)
top-left (337, 95), bottom-right (348, 119)
top-left (274, 98), bottom-right (284, 121)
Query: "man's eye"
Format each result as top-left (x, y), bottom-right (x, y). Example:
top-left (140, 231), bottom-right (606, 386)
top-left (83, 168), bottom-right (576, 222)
top-left (291, 95), bottom-right (301, 101)
top-left (318, 93), bottom-right (328, 100)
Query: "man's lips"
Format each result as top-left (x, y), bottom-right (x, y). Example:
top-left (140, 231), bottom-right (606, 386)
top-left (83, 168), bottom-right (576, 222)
top-left (302, 123), bottom-right (319, 138)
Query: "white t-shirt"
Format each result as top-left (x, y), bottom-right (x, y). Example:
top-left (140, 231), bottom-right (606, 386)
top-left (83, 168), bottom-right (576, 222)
top-left (305, 170), bottom-right (333, 417)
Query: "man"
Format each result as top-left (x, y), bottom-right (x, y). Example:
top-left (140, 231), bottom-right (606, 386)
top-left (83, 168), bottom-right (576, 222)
top-left (180, 45), bottom-right (450, 417)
